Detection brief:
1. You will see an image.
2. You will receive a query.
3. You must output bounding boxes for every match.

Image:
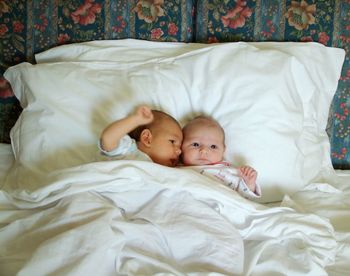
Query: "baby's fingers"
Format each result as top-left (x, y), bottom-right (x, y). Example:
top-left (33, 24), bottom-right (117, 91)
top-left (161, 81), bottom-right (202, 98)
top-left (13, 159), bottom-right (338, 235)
top-left (240, 166), bottom-right (257, 177)
top-left (239, 166), bottom-right (250, 174)
top-left (249, 169), bottom-right (257, 178)
top-left (138, 106), bottom-right (153, 120)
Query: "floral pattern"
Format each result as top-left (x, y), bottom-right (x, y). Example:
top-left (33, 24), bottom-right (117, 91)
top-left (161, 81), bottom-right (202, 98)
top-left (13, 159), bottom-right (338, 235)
top-left (221, 0), bottom-right (252, 30)
top-left (71, 0), bottom-right (102, 26)
top-left (133, 0), bottom-right (165, 23)
top-left (0, 0), bottom-right (349, 168)
top-left (0, 0), bottom-right (194, 144)
top-left (285, 0), bottom-right (316, 31)
top-left (196, 0), bottom-right (350, 169)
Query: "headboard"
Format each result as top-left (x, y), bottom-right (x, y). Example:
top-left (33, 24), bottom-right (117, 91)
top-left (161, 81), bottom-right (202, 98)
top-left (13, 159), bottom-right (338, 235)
top-left (0, 0), bottom-right (349, 169)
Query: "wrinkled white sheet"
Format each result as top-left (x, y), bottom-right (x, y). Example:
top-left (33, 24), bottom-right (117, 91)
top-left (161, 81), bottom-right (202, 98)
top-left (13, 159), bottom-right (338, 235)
top-left (1, 156), bottom-right (348, 275)
top-left (281, 172), bottom-right (350, 276)
top-left (0, 144), bottom-right (13, 183)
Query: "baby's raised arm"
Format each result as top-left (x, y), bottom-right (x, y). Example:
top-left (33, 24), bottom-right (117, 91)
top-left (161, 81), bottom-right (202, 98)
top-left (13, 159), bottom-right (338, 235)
top-left (100, 105), bottom-right (154, 152)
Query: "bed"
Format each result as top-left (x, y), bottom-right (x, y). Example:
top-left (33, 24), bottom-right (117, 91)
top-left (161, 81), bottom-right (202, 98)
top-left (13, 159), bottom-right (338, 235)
top-left (0, 1), bottom-right (350, 276)
top-left (0, 39), bottom-right (349, 275)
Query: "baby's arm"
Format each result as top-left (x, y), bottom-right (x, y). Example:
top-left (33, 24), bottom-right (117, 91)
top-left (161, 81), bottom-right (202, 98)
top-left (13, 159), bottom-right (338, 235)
top-left (100, 105), bottom-right (153, 152)
top-left (238, 166), bottom-right (257, 193)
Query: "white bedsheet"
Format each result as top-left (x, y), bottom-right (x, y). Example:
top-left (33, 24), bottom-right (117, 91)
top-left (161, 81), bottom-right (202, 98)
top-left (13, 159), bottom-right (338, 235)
top-left (0, 144), bottom-right (13, 183)
top-left (0, 144), bottom-right (349, 275)
top-left (281, 173), bottom-right (350, 276)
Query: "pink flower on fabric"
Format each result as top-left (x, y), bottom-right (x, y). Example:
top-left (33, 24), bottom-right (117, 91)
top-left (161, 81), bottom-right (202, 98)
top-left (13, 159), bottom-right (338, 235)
top-left (318, 32), bottom-right (329, 45)
top-left (71, 0), bottom-right (102, 26)
top-left (151, 28), bottom-right (164, 40)
top-left (0, 24), bottom-right (8, 36)
top-left (339, 102), bottom-right (349, 116)
top-left (0, 77), bottom-right (14, 99)
top-left (340, 69), bottom-right (350, 81)
top-left (134, 0), bottom-right (164, 23)
top-left (208, 36), bottom-right (219, 43)
top-left (261, 20), bottom-right (276, 38)
top-left (221, 0), bottom-right (252, 29)
top-left (34, 15), bottom-right (48, 32)
top-left (286, 0), bottom-right (316, 30)
top-left (332, 147), bottom-right (347, 160)
top-left (13, 21), bottom-right (24, 33)
top-left (168, 22), bottom-right (178, 36)
top-left (300, 36), bottom-right (313, 42)
top-left (335, 101), bottom-right (349, 121)
top-left (112, 16), bottom-right (127, 33)
top-left (58, 33), bottom-right (70, 44)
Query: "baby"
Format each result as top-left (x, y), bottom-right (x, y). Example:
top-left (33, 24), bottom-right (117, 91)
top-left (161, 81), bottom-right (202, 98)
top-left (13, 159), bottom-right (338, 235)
top-left (181, 116), bottom-right (261, 199)
top-left (99, 105), bottom-right (183, 167)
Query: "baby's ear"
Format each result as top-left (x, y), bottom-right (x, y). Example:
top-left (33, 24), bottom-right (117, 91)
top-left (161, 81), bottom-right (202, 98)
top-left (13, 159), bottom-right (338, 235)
top-left (140, 129), bottom-right (152, 147)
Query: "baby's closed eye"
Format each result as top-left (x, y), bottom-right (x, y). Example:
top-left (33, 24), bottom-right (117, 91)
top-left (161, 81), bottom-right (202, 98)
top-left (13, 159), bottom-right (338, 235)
top-left (169, 139), bottom-right (181, 146)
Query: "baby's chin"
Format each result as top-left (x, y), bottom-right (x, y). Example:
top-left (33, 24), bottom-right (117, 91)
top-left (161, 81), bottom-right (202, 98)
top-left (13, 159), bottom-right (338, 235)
top-left (186, 158), bottom-right (212, 166)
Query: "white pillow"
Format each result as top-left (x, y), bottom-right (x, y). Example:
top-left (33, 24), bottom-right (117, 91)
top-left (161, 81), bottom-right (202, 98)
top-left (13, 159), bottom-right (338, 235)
top-left (35, 39), bottom-right (208, 64)
top-left (4, 41), bottom-right (345, 202)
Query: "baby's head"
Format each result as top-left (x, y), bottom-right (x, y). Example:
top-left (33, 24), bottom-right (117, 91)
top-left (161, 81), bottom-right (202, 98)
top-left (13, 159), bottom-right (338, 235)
top-left (130, 110), bottom-right (183, 167)
top-left (181, 116), bottom-right (225, 166)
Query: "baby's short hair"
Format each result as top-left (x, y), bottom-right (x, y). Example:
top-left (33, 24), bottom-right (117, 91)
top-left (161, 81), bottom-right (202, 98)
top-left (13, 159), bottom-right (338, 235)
top-left (183, 115), bottom-right (225, 144)
top-left (129, 110), bottom-right (179, 141)
top-left (183, 115), bottom-right (224, 133)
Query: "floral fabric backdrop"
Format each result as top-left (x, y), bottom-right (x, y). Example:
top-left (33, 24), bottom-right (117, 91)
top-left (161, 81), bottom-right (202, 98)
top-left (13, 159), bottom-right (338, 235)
top-left (196, 0), bottom-right (350, 169)
top-left (0, 0), bottom-right (349, 168)
top-left (0, 0), bottom-right (194, 141)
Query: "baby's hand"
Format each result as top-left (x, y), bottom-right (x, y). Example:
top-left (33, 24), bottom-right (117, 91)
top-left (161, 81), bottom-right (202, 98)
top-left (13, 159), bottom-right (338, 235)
top-left (238, 166), bottom-right (257, 193)
top-left (135, 105), bottom-right (154, 125)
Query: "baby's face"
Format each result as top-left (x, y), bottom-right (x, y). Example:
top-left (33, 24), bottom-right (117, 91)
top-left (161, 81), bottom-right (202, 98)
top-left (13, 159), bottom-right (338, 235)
top-left (181, 123), bottom-right (225, 166)
top-left (148, 119), bottom-right (183, 167)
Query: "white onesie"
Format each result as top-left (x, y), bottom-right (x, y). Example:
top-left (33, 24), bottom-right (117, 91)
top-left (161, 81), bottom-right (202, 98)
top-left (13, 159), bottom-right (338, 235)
top-left (98, 135), bottom-right (151, 162)
top-left (184, 161), bottom-right (261, 200)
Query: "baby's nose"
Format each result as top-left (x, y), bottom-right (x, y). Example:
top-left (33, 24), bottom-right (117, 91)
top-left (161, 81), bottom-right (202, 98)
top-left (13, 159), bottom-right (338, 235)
top-left (175, 148), bottom-right (181, 155)
top-left (199, 147), bottom-right (208, 154)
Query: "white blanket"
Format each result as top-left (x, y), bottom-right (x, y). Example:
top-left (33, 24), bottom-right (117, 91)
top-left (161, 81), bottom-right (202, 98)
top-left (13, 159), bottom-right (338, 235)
top-left (0, 160), bottom-right (344, 275)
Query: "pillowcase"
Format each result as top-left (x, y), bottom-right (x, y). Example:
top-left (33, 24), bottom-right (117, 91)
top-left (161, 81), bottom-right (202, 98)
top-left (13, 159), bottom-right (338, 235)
top-left (4, 40), bottom-right (345, 202)
top-left (35, 39), bottom-right (207, 64)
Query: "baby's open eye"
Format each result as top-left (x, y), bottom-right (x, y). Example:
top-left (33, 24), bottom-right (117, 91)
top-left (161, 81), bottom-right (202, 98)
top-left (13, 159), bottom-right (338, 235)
top-left (211, 145), bottom-right (218, 149)
top-left (191, 142), bottom-right (200, 147)
top-left (169, 139), bottom-right (176, 144)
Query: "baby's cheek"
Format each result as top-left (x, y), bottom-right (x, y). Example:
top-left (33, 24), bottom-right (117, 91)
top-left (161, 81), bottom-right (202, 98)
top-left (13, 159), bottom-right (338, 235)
top-left (182, 153), bottom-right (193, 165)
